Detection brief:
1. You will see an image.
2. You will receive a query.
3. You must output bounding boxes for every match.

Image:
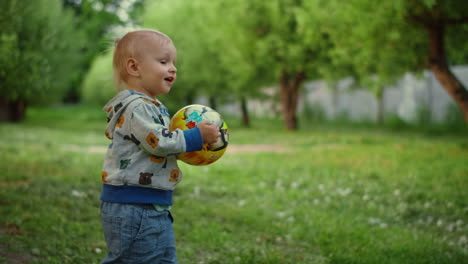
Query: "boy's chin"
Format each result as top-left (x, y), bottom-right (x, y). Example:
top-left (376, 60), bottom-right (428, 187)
top-left (156, 88), bottom-right (171, 96)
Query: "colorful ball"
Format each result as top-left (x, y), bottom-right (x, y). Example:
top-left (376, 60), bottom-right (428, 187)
top-left (170, 104), bottom-right (229, 165)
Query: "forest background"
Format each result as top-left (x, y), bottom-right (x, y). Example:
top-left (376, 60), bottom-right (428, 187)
top-left (1, 0), bottom-right (468, 131)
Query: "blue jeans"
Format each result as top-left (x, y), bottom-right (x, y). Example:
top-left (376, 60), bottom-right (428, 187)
top-left (100, 202), bottom-right (177, 264)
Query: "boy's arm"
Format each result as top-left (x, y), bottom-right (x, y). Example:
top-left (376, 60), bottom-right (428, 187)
top-left (129, 103), bottom-right (203, 156)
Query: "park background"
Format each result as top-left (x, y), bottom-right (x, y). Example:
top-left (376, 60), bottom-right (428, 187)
top-left (1, 0), bottom-right (467, 263)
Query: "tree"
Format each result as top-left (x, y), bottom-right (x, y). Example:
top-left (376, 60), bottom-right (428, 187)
top-left (81, 49), bottom-right (116, 106)
top-left (402, 0), bottom-right (468, 123)
top-left (62, 0), bottom-right (144, 103)
top-left (143, 0), bottom-right (248, 114)
top-left (310, 1), bottom-right (425, 124)
top-left (210, 0), bottom-right (275, 127)
top-left (0, 0), bottom-right (82, 121)
top-left (235, 0), bottom-right (331, 130)
top-left (321, 0), bottom-right (468, 124)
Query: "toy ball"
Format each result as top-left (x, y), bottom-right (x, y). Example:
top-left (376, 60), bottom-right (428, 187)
top-left (170, 104), bottom-right (229, 165)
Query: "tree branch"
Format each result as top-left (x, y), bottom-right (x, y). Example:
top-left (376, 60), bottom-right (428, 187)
top-left (406, 14), bottom-right (433, 27)
top-left (445, 17), bottom-right (468, 25)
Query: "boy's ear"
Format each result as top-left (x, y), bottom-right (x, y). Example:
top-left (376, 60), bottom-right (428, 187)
top-left (126, 58), bottom-right (140, 77)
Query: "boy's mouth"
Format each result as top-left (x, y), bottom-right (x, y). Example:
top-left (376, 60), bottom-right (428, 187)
top-left (164, 77), bottom-right (175, 83)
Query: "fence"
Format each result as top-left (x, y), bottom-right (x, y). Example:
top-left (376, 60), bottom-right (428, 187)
top-left (219, 65), bottom-right (468, 124)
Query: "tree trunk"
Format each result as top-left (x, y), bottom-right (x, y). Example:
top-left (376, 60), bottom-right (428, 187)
top-left (209, 96), bottom-right (217, 110)
top-left (279, 71), bottom-right (305, 130)
top-left (0, 97), bottom-right (27, 122)
top-left (331, 84), bottom-right (338, 119)
top-left (426, 23), bottom-right (468, 123)
top-left (63, 88), bottom-right (80, 103)
top-left (186, 94), bottom-right (195, 106)
top-left (377, 97), bottom-right (384, 124)
top-left (426, 73), bottom-right (433, 123)
top-left (240, 96), bottom-right (250, 127)
top-left (376, 87), bottom-right (385, 124)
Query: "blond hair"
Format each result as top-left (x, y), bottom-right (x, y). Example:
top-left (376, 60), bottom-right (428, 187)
top-left (113, 29), bottom-right (173, 90)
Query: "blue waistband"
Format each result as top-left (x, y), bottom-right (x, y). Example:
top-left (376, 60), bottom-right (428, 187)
top-left (100, 184), bottom-right (173, 205)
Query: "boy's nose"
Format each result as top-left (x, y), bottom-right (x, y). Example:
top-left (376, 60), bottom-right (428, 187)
top-left (169, 65), bottom-right (177, 73)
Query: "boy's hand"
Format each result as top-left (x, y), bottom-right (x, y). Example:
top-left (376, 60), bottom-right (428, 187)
top-left (197, 120), bottom-right (220, 144)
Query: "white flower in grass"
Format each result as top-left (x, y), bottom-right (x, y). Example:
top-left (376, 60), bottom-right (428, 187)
top-left (94, 248), bottom-right (102, 254)
top-left (397, 202), bottom-right (407, 212)
top-left (379, 222), bottom-right (388, 228)
top-left (368, 217), bottom-right (387, 228)
top-left (455, 219), bottom-right (464, 227)
top-left (424, 201), bottom-right (431, 208)
top-left (337, 187), bottom-right (352, 197)
top-left (313, 199), bottom-right (320, 205)
top-left (276, 211), bottom-right (286, 218)
top-left (437, 219), bottom-right (444, 227)
top-left (193, 186), bottom-right (201, 197)
top-left (393, 189), bottom-right (401, 196)
top-left (446, 223), bottom-right (455, 232)
top-left (290, 181), bottom-right (299, 189)
top-left (71, 190), bottom-right (86, 198)
top-left (426, 216), bottom-right (434, 224)
top-left (31, 248), bottom-right (41, 256)
top-left (459, 236), bottom-right (467, 245)
top-left (318, 184), bottom-right (325, 192)
top-left (238, 200), bottom-right (246, 207)
top-left (287, 216), bottom-right (295, 223)
top-left (275, 180), bottom-right (284, 190)
top-left (258, 181), bottom-right (266, 188)
top-left (362, 194), bottom-right (370, 201)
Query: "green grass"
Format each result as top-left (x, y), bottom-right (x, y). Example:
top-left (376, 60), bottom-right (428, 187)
top-left (0, 105), bottom-right (467, 263)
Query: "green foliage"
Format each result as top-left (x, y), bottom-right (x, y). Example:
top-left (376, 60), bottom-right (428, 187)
top-left (0, 105), bottom-right (467, 263)
top-left (319, 1), bottom-right (425, 91)
top-left (79, 0), bottom-right (468, 123)
top-left (0, 0), bottom-right (82, 104)
top-left (444, 103), bottom-right (467, 130)
top-left (62, 0), bottom-right (132, 102)
top-left (143, 0), bottom-right (238, 107)
top-left (81, 50), bottom-right (116, 106)
top-left (0, 0), bottom-right (142, 106)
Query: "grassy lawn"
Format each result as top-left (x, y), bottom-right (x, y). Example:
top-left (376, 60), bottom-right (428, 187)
top-left (0, 105), bottom-right (467, 264)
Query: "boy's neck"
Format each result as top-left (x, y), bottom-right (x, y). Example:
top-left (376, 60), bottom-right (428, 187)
top-left (126, 86), bottom-right (156, 100)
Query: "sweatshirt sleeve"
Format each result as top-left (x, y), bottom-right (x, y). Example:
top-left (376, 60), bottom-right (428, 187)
top-left (129, 102), bottom-right (203, 156)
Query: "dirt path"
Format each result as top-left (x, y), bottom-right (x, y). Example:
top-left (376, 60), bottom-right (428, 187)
top-left (226, 144), bottom-right (292, 153)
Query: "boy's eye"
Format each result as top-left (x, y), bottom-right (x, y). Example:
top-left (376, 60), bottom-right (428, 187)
top-left (160, 60), bottom-right (167, 64)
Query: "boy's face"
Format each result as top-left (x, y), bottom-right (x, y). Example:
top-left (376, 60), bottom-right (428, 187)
top-left (136, 37), bottom-right (177, 98)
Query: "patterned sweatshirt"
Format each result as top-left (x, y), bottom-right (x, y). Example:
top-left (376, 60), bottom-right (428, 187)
top-left (100, 90), bottom-right (203, 205)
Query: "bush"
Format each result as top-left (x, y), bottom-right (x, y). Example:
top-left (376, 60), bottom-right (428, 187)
top-left (0, 0), bottom-right (83, 105)
top-left (81, 50), bottom-right (116, 106)
top-left (301, 101), bottom-right (326, 123)
top-left (386, 114), bottom-right (410, 130)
